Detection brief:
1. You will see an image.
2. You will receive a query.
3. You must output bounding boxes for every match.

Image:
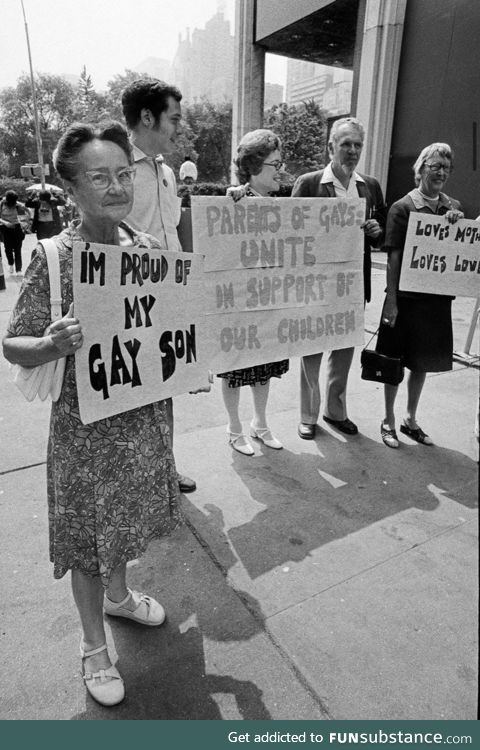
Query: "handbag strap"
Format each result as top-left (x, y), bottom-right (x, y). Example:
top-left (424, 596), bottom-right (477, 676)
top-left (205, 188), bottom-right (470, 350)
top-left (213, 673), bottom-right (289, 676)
top-left (40, 238), bottom-right (62, 323)
top-left (363, 327), bottom-right (379, 350)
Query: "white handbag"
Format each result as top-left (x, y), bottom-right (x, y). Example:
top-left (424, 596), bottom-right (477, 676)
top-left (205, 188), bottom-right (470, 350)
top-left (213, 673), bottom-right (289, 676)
top-left (12, 238), bottom-right (66, 402)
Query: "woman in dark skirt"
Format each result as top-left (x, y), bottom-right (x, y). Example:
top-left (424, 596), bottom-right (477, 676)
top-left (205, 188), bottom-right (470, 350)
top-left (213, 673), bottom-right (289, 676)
top-left (219, 129), bottom-right (289, 455)
top-left (378, 142), bottom-right (464, 448)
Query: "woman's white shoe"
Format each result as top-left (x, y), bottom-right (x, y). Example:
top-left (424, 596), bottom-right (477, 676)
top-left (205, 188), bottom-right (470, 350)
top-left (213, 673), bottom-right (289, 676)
top-left (80, 642), bottom-right (125, 706)
top-left (249, 423), bottom-right (283, 450)
top-left (227, 430), bottom-right (254, 456)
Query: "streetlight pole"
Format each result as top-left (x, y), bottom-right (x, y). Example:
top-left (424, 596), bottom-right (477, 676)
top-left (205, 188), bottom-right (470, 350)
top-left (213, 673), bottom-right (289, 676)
top-left (20, 0), bottom-right (45, 189)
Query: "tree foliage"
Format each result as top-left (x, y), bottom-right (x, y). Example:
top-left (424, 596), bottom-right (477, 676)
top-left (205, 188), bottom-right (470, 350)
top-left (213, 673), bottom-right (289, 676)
top-left (264, 99), bottom-right (327, 177)
top-left (0, 69), bottom-right (327, 184)
top-left (104, 69), bottom-right (147, 122)
top-left (183, 99), bottom-right (232, 183)
top-left (73, 66), bottom-right (110, 123)
top-left (0, 73), bottom-right (75, 176)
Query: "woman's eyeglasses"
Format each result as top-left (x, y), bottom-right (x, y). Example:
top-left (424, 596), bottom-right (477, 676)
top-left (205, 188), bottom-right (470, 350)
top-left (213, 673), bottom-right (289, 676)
top-left (263, 160), bottom-right (284, 171)
top-left (425, 162), bottom-right (451, 175)
top-left (83, 167), bottom-right (136, 190)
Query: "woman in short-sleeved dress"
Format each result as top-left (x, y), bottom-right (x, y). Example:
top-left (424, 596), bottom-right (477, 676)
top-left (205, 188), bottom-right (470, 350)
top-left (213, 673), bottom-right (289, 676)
top-left (3, 121), bottom-right (181, 707)
top-left (7, 222), bottom-right (181, 583)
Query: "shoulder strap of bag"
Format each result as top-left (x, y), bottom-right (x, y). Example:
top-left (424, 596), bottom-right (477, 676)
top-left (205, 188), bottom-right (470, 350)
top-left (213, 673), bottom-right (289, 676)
top-left (363, 328), bottom-right (379, 350)
top-left (40, 238), bottom-right (62, 323)
top-left (39, 237), bottom-right (66, 402)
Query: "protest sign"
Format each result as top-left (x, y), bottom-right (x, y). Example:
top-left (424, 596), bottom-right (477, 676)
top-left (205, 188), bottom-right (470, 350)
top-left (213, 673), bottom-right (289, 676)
top-left (73, 242), bottom-right (210, 425)
top-left (399, 213), bottom-right (480, 297)
top-left (191, 196), bottom-right (366, 374)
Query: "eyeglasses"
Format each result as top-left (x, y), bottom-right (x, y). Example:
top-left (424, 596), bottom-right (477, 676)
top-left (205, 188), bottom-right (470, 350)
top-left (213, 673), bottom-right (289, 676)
top-left (83, 167), bottom-right (136, 190)
top-left (263, 160), bottom-right (284, 171)
top-left (425, 162), bottom-right (451, 174)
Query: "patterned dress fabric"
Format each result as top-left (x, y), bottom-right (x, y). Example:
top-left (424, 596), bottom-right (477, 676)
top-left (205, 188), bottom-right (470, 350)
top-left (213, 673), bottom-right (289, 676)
top-left (7, 222), bottom-right (181, 585)
top-left (217, 186), bottom-right (289, 388)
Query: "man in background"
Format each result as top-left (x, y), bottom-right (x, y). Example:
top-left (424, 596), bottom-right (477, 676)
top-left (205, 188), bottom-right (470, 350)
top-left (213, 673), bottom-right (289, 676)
top-left (179, 156), bottom-right (198, 186)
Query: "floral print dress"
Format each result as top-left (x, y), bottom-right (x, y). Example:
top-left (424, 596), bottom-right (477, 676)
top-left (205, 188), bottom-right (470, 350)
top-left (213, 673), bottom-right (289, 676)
top-left (7, 222), bottom-right (181, 585)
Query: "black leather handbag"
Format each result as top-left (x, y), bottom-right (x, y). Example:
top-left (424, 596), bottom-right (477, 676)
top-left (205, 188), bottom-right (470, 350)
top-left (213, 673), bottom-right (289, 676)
top-left (361, 329), bottom-right (404, 386)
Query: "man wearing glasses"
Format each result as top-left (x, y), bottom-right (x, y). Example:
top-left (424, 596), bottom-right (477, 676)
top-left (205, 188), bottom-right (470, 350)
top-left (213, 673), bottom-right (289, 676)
top-left (121, 78), bottom-right (196, 494)
top-left (293, 116), bottom-right (387, 440)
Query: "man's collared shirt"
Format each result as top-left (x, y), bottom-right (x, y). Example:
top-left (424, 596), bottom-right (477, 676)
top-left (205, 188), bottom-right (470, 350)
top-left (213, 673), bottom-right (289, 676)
top-left (127, 143), bottom-right (181, 252)
top-left (321, 161), bottom-right (365, 198)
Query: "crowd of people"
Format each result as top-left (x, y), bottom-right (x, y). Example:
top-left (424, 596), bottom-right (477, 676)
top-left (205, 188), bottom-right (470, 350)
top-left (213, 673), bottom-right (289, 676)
top-left (0, 187), bottom-right (75, 276)
top-left (1, 77), bottom-right (468, 707)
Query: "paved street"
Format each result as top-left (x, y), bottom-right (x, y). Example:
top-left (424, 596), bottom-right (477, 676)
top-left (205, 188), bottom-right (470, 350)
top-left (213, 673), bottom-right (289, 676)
top-left (0, 234), bottom-right (478, 719)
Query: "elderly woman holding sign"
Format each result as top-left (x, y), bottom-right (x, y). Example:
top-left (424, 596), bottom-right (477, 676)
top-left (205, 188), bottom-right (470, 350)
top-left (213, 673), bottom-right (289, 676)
top-left (2, 121), bottom-right (180, 706)
top-left (219, 129), bottom-right (289, 455)
top-left (378, 142), bottom-right (464, 448)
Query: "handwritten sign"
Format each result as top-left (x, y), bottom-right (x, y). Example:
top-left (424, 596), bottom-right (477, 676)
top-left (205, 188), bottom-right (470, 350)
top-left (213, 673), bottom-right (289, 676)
top-left (191, 196), bottom-right (366, 373)
top-left (73, 242), bottom-right (210, 425)
top-left (72, 198), bottom-right (369, 423)
top-left (399, 213), bottom-right (480, 297)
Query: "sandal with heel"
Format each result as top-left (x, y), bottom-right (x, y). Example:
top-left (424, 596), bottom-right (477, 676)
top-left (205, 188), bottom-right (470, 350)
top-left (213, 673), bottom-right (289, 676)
top-left (249, 423), bottom-right (283, 450)
top-left (227, 430), bottom-right (254, 456)
top-left (80, 641), bottom-right (125, 706)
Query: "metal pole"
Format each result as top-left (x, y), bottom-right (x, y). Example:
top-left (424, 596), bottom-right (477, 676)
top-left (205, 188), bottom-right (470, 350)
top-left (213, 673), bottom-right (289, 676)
top-left (20, 0), bottom-right (45, 189)
top-left (458, 298), bottom-right (480, 358)
top-left (453, 297), bottom-right (480, 365)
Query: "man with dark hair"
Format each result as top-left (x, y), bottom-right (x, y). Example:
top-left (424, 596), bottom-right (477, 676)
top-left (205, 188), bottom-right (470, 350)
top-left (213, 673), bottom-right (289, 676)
top-left (121, 77), bottom-right (196, 494)
top-left (121, 78), bottom-right (183, 249)
top-left (293, 116), bottom-right (387, 440)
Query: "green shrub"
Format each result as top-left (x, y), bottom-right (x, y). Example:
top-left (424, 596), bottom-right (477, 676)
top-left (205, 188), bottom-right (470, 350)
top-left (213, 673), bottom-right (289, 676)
top-left (178, 181), bottom-right (227, 207)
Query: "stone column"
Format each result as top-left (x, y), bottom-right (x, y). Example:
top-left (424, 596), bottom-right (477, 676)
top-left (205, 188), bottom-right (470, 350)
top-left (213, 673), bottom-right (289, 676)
top-left (231, 0), bottom-right (265, 182)
top-left (354, 0), bottom-right (407, 191)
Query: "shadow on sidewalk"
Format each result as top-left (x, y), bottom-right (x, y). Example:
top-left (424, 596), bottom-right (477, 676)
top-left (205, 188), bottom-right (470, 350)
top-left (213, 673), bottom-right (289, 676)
top-left (69, 530), bottom-right (272, 720)
top-left (184, 430), bottom-right (477, 582)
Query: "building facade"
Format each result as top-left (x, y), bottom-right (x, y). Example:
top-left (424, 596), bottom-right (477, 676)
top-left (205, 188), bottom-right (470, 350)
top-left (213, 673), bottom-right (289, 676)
top-left (170, 10), bottom-right (234, 103)
top-left (286, 59), bottom-right (352, 115)
top-left (233, 0), bottom-right (480, 217)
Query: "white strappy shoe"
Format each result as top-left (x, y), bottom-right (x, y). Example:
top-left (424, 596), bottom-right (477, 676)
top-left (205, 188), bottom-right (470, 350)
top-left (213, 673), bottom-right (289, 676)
top-left (104, 588), bottom-right (166, 626)
top-left (249, 423), bottom-right (283, 450)
top-left (227, 430), bottom-right (254, 456)
top-left (80, 641), bottom-right (125, 706)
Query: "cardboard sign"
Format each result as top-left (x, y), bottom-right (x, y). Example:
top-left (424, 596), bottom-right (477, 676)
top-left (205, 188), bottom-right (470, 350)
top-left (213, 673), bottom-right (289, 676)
top-left (191, 196), bottom-right (366, 373)
top-left (73, 242), bottom-right (210, 425)
top-left (399, 213), bottom-right (480, 297)
top-left (73, 198), bottom-right (369, 423)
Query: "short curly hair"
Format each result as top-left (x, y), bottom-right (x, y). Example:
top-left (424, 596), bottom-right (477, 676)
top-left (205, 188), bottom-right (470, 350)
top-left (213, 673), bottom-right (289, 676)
top-left (234, 129), bottom-right (281, 184)
top-left (412, 143), bottom-right (453, 185)
top-left (53, 121), bottom-right (132, 182)
top-left (121, 78), bottom-right (182, 129)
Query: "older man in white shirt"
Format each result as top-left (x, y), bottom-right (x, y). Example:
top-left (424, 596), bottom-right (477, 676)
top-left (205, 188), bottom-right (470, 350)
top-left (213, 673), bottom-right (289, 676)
top-left (292, 117), bottom-right (387, 440)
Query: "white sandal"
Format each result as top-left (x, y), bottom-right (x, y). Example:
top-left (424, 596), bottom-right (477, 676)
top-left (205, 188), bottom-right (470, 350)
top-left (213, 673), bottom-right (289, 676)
top-left (104, 588), bottom-right (166, 626)
top-left (80, 642), bottom-right (125, 706)
top-left (227, 430), bottom-right (254, 456)
top-left (249, 423), bottom-right (283, 450)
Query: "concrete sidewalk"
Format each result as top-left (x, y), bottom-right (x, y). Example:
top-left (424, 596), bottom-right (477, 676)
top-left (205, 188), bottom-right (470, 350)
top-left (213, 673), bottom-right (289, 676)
top-left (0, 238), bottom-right (478, 720)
